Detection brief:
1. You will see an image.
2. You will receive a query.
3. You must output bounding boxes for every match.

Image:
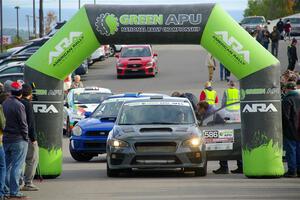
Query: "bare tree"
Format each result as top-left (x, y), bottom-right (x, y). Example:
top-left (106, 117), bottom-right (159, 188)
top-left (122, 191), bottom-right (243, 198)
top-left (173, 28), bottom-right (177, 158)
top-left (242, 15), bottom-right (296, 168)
top-left (39, 0), bottom-right (44, 37)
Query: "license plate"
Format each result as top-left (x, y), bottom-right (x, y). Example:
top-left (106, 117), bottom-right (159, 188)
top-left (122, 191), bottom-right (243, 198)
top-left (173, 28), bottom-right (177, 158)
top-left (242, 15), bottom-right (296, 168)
top-left (136, 159), bottom-right (175, 164)
top-left (131, 69), bottom-right (138, 71)
top-left (205, 143), bottom-right (233, 151)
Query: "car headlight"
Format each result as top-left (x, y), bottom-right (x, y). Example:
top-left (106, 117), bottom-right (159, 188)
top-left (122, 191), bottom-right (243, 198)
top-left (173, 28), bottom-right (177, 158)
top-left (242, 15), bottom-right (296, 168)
top-left (117, 62), bottom-right (124, 67)
top-left (108, 139), bottom-right (129, 148)
top-left (182, 137), bottom-right (202, 147)
top-left (72, 126), bottom-right (82, 136)
top-left (146, 61), bottom-right (153, 67)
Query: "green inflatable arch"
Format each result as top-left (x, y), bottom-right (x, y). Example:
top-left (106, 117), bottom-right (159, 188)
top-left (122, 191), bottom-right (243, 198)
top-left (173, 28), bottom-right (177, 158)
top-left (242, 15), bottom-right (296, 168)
top-left (25, 3), bottom-right (284, 178)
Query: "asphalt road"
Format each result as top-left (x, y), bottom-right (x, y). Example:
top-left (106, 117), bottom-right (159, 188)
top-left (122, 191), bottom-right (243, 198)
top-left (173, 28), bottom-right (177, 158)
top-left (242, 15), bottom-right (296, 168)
top-left (26, 43), bottom-right (300, 200)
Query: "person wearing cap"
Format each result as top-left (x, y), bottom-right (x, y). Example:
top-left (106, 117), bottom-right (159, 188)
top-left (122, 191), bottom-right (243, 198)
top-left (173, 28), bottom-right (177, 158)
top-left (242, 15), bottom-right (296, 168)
top-left (2, 82), bottom-right (29, 198)
top-left (287, 38), bottom-right (298, 71)
top-left (20, 84), bottom-right (39, 191)
top-left (282, 82), bottom-right (300, 177)
top-left (199, 81), bottom-right (219, 106)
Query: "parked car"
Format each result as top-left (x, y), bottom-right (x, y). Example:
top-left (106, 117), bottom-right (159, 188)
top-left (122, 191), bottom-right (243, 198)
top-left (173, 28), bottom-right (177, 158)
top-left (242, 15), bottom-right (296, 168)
top-left (115, 45), bottom-right (158, 78)
top-left (63, 87), bottom-right (112, 136)
top-left (0, 61), bottom-right (24, 83)
top-left (283, 17), bottom-right (300, 36)
top-left (74, 59), bottom-right (89, 75)
top-left (106, 96), bottom-right (207, 177)
top-left (240, 16), bottom-right (269, 33)
top-left (90, 46), bottom-right (106, 64)
top-left (69, 93), bottom-right (169, 162)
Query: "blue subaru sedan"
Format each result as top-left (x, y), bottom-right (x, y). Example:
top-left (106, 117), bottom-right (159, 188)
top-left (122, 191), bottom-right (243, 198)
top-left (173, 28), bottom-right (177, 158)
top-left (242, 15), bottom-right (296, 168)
top-left (69, 93), bottom-right (168, 161)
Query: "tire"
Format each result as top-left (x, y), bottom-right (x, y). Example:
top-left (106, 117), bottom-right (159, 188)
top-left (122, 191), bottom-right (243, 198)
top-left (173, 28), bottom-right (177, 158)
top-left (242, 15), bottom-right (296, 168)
top-left (106, 162), bottom-right (121, 177)
top-left (194, 161), bottom-right (207, 177)
top-left (109, 46), bottom-right (116, 57)
top-left (69, 143), bottom-right (94, 162)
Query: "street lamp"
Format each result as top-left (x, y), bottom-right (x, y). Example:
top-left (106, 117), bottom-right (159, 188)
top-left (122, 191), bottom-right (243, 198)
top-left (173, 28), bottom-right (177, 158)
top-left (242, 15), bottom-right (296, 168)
top-left (78, 0), bottom-right (80, 10)
top-left (59, 0), bottom-right (61, 22)
top-left (15, 6), bottom-right (20, 41)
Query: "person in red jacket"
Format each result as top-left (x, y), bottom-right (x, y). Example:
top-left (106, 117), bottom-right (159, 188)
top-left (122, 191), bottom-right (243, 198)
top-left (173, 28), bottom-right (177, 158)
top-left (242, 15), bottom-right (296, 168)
top-left (199, 81), bottom-right (218, 106)
top-left (284, 20), bottom-right (292, 41)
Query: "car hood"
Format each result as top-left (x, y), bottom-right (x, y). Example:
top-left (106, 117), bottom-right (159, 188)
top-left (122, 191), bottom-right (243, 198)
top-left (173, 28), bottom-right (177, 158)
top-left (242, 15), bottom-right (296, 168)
top-left (112, 125), bottom-right (199, 140)
top-left (118, 57), bottom-right (152, 65)
top-left (78, 117), bottom-right (115, 130)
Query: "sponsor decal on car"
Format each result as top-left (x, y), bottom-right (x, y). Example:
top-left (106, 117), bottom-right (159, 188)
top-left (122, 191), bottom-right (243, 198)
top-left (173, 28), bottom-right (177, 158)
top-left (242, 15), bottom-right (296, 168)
top-left (125, 101), bottom-right (190, 106)
top-left (204, 129), bottom-right (234, 151)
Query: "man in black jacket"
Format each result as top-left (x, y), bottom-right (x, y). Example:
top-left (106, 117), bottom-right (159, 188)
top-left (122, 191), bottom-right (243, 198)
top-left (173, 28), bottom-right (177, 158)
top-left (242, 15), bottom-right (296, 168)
top-left (2, 82), bottom-right (28, 198)
top-left (282, 82), bottom-right (300, 177)
top-left (20, 84), bottom-right (39, 191)
top-left (287, 38), bottom-right (298, 71)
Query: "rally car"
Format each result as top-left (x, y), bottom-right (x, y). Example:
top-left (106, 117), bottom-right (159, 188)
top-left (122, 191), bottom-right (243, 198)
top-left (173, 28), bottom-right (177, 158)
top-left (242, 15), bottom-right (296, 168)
top-left (69, 93), bottom-right (168, 162)
top-left (63, 87), bottom-right (112, 137)
top-left (106, 96), bottom-right (207, 177)
top-left (115, 45), bottom-right (158, 78)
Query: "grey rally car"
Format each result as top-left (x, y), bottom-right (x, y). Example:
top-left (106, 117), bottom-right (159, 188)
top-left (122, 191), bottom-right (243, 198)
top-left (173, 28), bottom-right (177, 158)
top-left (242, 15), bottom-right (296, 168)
top-left (106, 96), bottom-right (207, 177)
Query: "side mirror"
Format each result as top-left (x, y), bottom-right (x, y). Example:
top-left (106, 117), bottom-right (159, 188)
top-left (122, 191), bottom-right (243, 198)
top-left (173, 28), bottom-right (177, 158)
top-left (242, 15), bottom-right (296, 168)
top-left (64, 101), bottom-right (69, 108)
top-left (84, 111), bottom-right (92, 118)
top-left (153, 53), bottom-right (158, 57)
top-left (115, 54), bottom-right (119, 58)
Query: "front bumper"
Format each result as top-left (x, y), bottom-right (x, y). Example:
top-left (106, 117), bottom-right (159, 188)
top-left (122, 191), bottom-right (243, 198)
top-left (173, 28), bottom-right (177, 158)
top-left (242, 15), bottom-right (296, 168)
top-left (107, 145), bottom-right (206, 170)
top-left (70, 136), bottom-right (107, 154)
top-left (117, 66), bottom-right (155, 77)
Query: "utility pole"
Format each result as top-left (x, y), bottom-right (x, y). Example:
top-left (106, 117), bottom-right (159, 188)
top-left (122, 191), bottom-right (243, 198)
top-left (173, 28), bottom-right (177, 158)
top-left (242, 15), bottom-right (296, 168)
top-left (0, 0), bottom-right (3, 52)
top-left (26, 15), bottom-right (30, 40)
top-left (15, 6), bottom-right (20, 41)
top-left (78, 0), bottom-right (80, 10)
top-left (59, 0), bottom-right (61, 22)
top-left (33, 0), bottom-right (36, 37)
top-left (39, 0), bottom-right (44, 37)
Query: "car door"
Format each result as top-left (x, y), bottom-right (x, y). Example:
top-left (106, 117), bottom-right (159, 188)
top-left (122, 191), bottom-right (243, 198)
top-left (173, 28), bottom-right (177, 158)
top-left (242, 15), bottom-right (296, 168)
top-left (199, 103), bottom-right (242, 161)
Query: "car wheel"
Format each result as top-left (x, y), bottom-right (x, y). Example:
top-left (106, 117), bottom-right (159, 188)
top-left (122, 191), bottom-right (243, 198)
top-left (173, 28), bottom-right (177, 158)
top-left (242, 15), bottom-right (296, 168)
top-left (194, 161), bottom-right (207, 177)
top-left (109, 46), bottom-right (116, 57)
top-left (106, 162), bottom-right (121, 177)
top-left (69, 143), bottom-right (94, 162)
top-left (66, 117), bottom-right (71, 137)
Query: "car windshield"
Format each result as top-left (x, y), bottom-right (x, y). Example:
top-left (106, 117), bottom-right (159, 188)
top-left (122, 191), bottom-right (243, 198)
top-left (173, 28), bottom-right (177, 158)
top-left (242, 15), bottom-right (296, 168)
top-left (92, 100), bottom-right (125, 118)
top-left (118, 101), bottom-right (195, 125)
top-left (73, 92), bottom-right (111, 104)
top-left (285, 18), bottom-right (300, 24)
top-left (241, 17), bottom-right (264, 24)
top-left (121, 47), bottom-right (151, 57)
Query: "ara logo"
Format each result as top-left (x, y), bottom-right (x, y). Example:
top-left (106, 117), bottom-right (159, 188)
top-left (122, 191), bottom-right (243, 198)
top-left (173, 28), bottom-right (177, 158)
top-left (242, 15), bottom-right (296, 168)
top-left (242, 103), bottom-right (278, 113)
top-left (49, 32), bottom-right (83, 65)
top-left (215, 31), bottom-right (250, 64)
top-left (33, 104), bottom-right (59, 114)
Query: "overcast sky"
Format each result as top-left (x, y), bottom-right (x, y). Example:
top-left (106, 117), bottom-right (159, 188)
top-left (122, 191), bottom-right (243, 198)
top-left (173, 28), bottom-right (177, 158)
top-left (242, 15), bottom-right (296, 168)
top-left (4, 0), bottom-right (247, 11)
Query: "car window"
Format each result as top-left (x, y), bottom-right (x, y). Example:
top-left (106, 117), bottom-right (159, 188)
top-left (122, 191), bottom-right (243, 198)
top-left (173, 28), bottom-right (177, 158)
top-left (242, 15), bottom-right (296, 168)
top-left (118, 101), bottom-right (195, 125)
top-left (202, 104), bottom-right (241, 126)
top-left (285, 18), bottom-right (300, 24)
top-left (121, 47), bottom-right (151, 57)
top-left (17, 46), bottom-right (39, 55)
top-left (0, 66), bottom-right (23, 74)
top-left (73, 92), bottom-right (111, 104)
top-left (241, 17), bottom-right (264, 24)
top-left (92, 100), bottom-right (125, 118)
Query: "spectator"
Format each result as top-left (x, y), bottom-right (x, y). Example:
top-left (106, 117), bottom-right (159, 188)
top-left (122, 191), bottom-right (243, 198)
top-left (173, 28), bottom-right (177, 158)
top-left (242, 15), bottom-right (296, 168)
top-left (70, 75), bottom-right (84, 89)
top-left (282, 82), bottom-right (300, 177)
top-left (262, 25), bottom-right (270, 50)
top-left (225, 68), bottom-right (231, 82)
top-left (195, 101), bottom-right (216, 126)
top-left (270, 26), bottom-right (281, 57)
top-left (219, 63), bottom-right (225, 81)
top-left (2, 82), bottom-right (28, 198)
top-left (255, 25), bottom-right (264, 45)
top-left (0, 84), bottom-right (6, 200)
top-left (284, 20), bottom-right (292, 41)
top-left (287, 38), bottom-right (298, 71)
top-left (171, 91), bottom-right (181, 97)
top-left (20, 84), bottom-right (39, 191)
top-left (206, 53), bottom-right (216, 82)
top-left (276, 18), bottom-right (285, 38)
top-left (199, 81), bottom-right (218, 106)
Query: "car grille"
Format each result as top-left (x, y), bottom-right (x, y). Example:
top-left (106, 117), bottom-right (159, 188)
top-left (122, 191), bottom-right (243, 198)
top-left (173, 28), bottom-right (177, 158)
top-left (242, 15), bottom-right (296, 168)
top-left (131, 155), bottom-right (181, 165)
top-left (135, 142), bottom-right (177, 153)
top-left (127, 64), bottom-right (142, 68)
top-left (85, 131), bottom-right (109, 137)
top-left (125, 69), bottom-right (145, 75)
top-left (84, 142), bottom-right (106, 149)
